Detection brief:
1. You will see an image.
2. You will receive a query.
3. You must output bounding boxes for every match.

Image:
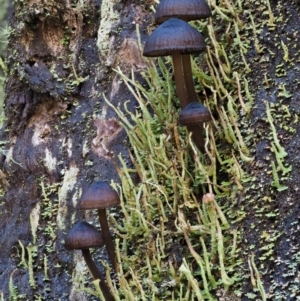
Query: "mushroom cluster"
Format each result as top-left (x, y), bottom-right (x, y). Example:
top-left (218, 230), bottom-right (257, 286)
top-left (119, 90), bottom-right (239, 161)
top-left (65, 181), bottom-right (120, 300)
top-left (143, 0), bottom-right (212, 153)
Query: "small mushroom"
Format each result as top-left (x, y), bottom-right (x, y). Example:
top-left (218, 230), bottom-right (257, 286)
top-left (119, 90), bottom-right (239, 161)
top-left (65, 221), bottom-right (114, 301)
top-left (179, 102), bottom-right (211, 152)
top-left (79, 181), bottom-right (120, 271)
top-left (179, 101), bottom-right (211, 125)
top-left (143, 18), bottom-right (209, 152)
top-left (154, 0), bottom-right (212, 24)
top-left (153, 0), bottom-right (212, 107)
top-left (143, 18), bottom-right (206, 109)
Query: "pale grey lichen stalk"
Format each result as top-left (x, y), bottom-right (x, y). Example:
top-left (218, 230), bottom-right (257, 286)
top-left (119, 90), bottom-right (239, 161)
top-left (97, 0), bottom-right (121, 67)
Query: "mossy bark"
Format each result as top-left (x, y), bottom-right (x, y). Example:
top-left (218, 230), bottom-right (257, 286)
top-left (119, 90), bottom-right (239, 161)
top-left (0, 0), bottom-right (153, 299)
top-left (0, 0), bottom-right (300, 300)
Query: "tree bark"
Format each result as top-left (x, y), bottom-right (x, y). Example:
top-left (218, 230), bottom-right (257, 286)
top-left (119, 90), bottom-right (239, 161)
top-left (0, 0), bottom-right (300, 300)
top-left (0, 0), bottom-right (152, 299)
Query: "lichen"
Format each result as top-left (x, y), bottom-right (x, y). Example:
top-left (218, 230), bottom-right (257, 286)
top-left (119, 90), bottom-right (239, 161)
top-left (56, 165), bottom-right (79, 231)
top-left (44, 148), bottom-right (57, 173)
top-left (97, 0), bottom-right (121, 67)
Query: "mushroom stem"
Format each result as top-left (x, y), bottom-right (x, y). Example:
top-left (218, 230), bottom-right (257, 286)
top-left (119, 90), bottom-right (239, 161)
top-left (182, 54), bottom-right (199, 101)
top-left (173, 52), bottom-right (206, 152)
top-left (172, 51), bottom-right (189, 109)
top-left (82, 249), bottom-right (114, 301)
top-left (187, 124), bottom-right (205, 153)
top-left (98, 209), bottom-right (117, 271)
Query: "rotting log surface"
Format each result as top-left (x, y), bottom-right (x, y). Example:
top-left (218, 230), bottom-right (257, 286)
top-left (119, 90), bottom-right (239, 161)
top-left (0, 0), bottom-right (300, 300)
top-left (240, 1), bottom-right (300, 299)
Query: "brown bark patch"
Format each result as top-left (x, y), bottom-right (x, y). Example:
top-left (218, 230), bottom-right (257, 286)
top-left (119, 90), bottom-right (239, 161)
top-left (28, 100), bottom-right (67, 127)
top-left (91, 117), bottom-right (122, 158)
top-left (117, 38), bottom-right (146, 70)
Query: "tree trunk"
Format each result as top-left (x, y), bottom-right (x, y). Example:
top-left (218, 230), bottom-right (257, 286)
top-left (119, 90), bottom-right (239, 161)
top-left (0, 0), bottom-right (300, 300)
top-left (0, 0), bottom-right (151, 299)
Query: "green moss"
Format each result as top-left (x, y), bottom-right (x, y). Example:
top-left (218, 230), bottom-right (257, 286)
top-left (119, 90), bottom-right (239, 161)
top-left (81, 0), bottom-right (264, 294)
top-left (99, 57), bottom-right (238, 299)
top-left (84, 0), bottom-right (296, 298)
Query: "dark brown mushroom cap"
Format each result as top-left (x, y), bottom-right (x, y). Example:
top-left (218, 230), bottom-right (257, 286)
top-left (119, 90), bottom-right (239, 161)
top-left (65, 221), bottom-right (104, 250)
top-left (179, 102), bottom-right (212, 125)
top-left (79, 181), bottom-right (120, 210)
top-left (155, 0), bottom-right (212, 24)
top-left (143, 18), bottom-right (206, 57)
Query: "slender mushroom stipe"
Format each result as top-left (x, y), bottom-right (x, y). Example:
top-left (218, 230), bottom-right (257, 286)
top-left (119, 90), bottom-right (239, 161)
top-left (172, 51), bottom-right (189, 108)
top-left (182, 54), bottom-right (199, 102)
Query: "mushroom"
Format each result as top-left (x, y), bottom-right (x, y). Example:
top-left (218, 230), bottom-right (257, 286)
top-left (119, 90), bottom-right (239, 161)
top-left (151, 1), bottom-right (213, 152)
top-left (79, 181), bottom-right (120, 271)
top-left (154, 0), bottom-right (212, 24)
top-left (143, 18), bottom-right (206, 110)
top-left (65, 221), bottom-right (114, 301)
top-left (143, 18), bottom-right (209, 151)
top-left (154, 0), bottom-right (212, 109)
top-left (179, 102), bottom-right (211, 152)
